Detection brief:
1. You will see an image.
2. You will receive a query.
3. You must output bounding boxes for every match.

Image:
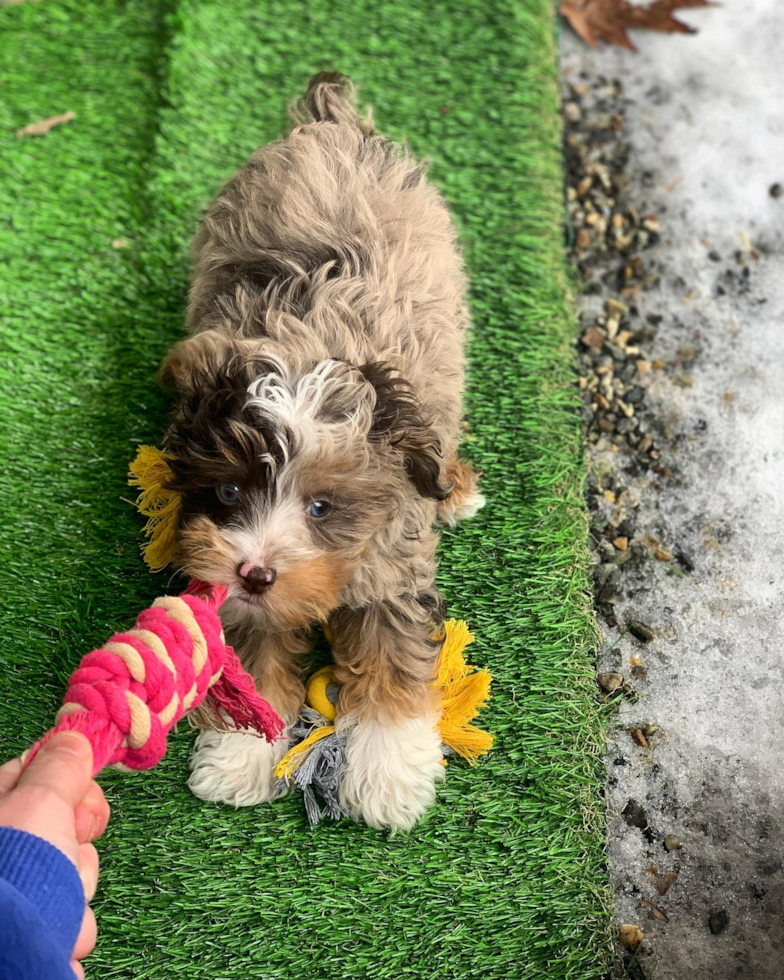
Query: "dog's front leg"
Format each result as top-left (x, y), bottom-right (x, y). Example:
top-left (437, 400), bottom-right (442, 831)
top-left (188, 628), bottom-right (307, 806)
top-left (329, 597), bottom-right (445, 831)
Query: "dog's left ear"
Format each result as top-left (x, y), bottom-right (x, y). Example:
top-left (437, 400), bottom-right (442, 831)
top-left (359, 361), bottom-right (453, 501)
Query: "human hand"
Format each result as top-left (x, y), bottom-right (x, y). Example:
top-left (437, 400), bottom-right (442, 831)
top-left (0, 732), bottom-right (110, 979)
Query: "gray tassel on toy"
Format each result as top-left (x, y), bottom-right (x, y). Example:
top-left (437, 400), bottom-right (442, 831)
top-left (276, 678), bottom-right (351, 825)
top-left (288, 708), bottom-right (349, 824)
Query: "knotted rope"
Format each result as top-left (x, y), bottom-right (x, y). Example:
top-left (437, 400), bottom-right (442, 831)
top-left (24, 580), bottom-right (284, 776)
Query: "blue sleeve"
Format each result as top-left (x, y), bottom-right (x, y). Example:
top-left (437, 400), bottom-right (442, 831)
top-left (0, 827), bottom-right (85, 980)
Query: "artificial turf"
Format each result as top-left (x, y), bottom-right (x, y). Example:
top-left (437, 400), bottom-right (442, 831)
top-left (0, 1), bottom-right (611, 977)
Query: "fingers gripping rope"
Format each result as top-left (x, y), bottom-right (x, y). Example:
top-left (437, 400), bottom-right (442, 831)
top-left (24, 581), bottom-right (284, 776)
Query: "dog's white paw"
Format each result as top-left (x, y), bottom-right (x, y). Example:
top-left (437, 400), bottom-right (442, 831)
top-left (188, 729), bottom-right (289, 807)
top-left (339, 714), bottom-right (445, 831)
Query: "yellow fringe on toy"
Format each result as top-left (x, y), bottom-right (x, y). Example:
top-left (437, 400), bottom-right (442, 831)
top-left (436, 619), bottom-right (494, 763)
top-left (276, 724), bottom-right (336, 780)
top-left (274, 619), bottom-right (493, 779)
top-left (128, 445), bottom-right (182, 572)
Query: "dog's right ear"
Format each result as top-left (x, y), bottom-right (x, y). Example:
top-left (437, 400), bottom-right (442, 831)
top-left (159, 330), bottom-right (241, 394)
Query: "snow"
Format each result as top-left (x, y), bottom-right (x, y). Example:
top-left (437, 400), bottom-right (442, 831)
top-left (562, 2), bottom-right (784, 976)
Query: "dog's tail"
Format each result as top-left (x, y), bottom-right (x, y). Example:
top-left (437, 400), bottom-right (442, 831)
top-left (288, 72), bottom-right (374, 135)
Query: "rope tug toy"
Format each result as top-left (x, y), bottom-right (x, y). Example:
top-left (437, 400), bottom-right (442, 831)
top-left (24, 580), bottom-right (284, 776)
top-left (25, 443), bottom-right (493, 821)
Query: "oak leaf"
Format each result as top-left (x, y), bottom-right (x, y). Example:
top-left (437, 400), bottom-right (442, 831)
top-left (560, 0), bottom-right (713, 51)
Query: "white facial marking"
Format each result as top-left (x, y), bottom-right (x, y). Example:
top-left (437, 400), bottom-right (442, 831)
top-left (245, 358), bottom-right (373, 459)
top-left (224, 496), bottom-right (315, 575)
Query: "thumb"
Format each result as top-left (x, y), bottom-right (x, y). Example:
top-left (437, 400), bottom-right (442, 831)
top-left (18, 731), bottom-right (94, 808)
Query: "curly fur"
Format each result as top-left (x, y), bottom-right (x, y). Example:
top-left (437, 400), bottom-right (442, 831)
top-left (161, 72), bottom-right (484, 829)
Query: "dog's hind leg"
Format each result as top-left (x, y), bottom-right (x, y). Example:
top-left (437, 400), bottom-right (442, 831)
top-left (436, 456), bottom-right (486, 527)
top-left (188, 628), bottom-right (308, 807)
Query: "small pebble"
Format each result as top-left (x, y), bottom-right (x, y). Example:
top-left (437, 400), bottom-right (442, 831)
top-left (598, 672), bottom-right (624, 693)
top-left (708, 910), bottom-right (729, 935)
top-left (664, 834), bottom-right (681, 852)
top-left (605, 297), bottom-right (628, 317)
top-left (625, 386), bottom-right (645, 404)
top-left (643, 538), bottom-right (673, 561)
top-left (618, 924), bottom-right (644, 951)
top-left (770, 183), bottom-right (782, 199)
top-left (582, 325), bottom-right (605, 348)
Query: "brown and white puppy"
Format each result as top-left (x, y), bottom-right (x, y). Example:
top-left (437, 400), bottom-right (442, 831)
top-left (161, 73), bottom-right (484, 830)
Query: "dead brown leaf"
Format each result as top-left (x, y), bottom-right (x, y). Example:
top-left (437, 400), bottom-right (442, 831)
top-left (16, 111), bottom-right (75, 138)
top-left (560, 0), bottom-right (713, 51)
top-left (640, 898), bottom-right (670, 923)
top-left (656, 871), bottom-right (679, 895)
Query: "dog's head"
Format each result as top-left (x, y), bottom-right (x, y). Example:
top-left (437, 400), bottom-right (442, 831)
top-left (160, 331), bottom-right (450, 630)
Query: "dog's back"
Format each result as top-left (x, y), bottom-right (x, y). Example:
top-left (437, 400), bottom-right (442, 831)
top-left (186, 73), bottom-right (467, 448)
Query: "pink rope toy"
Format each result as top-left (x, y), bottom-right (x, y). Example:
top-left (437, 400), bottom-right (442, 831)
top-left (24, 579), bottom-right (285, 777)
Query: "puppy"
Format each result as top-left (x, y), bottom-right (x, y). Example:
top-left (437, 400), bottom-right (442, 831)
top-left (161, 72), bottom-right (484, 830)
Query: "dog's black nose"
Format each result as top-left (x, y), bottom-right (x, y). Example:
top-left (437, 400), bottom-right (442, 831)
top-left (237, 563), bottom-right (277, 594)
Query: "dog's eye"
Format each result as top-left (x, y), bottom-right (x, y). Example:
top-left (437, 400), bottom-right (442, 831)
top-left (216, 483), bottom-right (241, 504)
top-left (306, 499), bottom-right (332, 519)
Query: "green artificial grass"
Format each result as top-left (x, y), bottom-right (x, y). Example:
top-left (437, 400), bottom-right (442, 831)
top-left (0, 1), bottom-right (611, 977)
